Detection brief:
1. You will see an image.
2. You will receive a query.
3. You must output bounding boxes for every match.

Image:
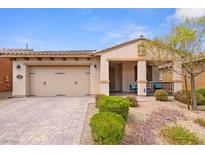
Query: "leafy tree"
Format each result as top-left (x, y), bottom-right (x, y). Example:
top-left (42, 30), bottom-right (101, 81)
top-left (147, 17), bottom-right (205, 110)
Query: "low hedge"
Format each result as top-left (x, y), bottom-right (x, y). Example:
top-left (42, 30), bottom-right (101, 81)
top-left (196, 92), bottom-right (205, 105)
top-left (174, 90), bottom-right (205, 105)
top-left (90, 112), bottom-right (125, 145)
top-left (126, 95), bottom-right (139, 107)
top-left (154, 89), bottom-right (169, 101)
top-left (196, 89), bottom-right (205, 97)
top-left (174, 90), bottom-right (191, 105)
top-left (95, 94), bottom-right (106, 108)
top-left (98, 96), bottom-right (129, 120)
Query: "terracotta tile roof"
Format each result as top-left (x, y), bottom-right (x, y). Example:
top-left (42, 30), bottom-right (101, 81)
top-left (0, 49), bottom-right (96, 56)
top-left (0, 48), bottom-right (33, 54)
top-left (32, 50), bottom-right (96, 55)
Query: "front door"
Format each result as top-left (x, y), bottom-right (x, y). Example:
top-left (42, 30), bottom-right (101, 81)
top-left (109, 67), bottom-right (115, 92)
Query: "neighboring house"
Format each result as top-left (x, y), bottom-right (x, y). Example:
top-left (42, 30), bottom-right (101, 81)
top-left (0, 36), bottom-right (183, 97)
top-left (0, 50), bottom-right (13, 92)
top-left (160, 56), bottom-right (205, 90)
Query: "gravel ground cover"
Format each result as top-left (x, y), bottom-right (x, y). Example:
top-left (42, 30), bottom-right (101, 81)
top-left (80, 96), bottom-right (205, 145)
top-left (123, 108), bottom-right (185, 144)
top-left (80, 103), bottom-right (97, 144)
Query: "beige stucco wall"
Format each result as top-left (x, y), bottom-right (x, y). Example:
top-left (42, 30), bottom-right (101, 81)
top-left (12, 57), bottom-right (100, 96)
top-left (182, 64), bottom-right (205, 90)
top-left (173, 63), bottom-right (183, 92)
top-left (122, 62), bottom-right (136, 92)
top-left (99, 40), bottom-right (150, 95)
top-left (160, 64), bottom-right (182, 93)
top-left (161, 68), bottom-right (173, 82)
top-left (10, 39), bottom-right (185, 96)
top-left (160, 63), bottom-right (205, 90)
top-left (90, 58), bottom-right (100, 95)
top-left (152, 65), bottom-right (159, 82)
top-left (13, 60), bottom-right (28, 96)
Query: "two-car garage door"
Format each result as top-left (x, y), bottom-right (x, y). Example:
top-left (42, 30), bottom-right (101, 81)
top-left (29, 66), bottom-right (90, 96)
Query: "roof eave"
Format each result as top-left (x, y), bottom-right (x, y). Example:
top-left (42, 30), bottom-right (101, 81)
top-left (0, 54), bottom-right (95, 58)
top-left (94, 37), bottom-right (149, 56)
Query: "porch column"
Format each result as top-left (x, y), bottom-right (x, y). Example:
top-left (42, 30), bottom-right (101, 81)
top-left (137, 60), bottom-right (147, 96)
top-left (100, 57), bottom-right (109, 95)
top-left (173, 63), bottom-right (182, 92)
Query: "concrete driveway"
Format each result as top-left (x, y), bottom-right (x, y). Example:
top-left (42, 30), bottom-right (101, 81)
top-left (0, 96), bottom-right (94, 145)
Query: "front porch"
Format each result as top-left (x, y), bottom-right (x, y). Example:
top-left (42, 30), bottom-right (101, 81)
top-left (98, 37), bottom-right (182, 96)
top-left (108, 61), bottom-right (174, 96)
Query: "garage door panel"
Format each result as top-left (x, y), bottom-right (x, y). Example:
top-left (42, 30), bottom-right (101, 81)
top-left (29, 66), bottom-right (90, 96)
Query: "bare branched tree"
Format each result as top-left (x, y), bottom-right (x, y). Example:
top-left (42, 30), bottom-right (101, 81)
top-left (147, 17), bottom-right (205, 110)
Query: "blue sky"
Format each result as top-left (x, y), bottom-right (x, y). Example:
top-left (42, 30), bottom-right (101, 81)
top-left (0, 8), bottom-right (203, 50)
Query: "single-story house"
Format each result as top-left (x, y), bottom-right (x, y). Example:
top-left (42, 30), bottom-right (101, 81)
top-left (161, 55), bottom-right (205, 90)
top-left (0, 50), bottom-right (13, 92)
top-left (0, 36), bottom-right (183, 97)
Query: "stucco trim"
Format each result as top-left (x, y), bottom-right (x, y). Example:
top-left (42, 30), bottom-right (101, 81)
top-left (107, 57), bottom-right (151, 61)
top-left (173, 80), bottom-right (182, 83)
top-left (100, 80), bottom-right (110, 83)
top-left (137, 80), bottom-right (147, 83)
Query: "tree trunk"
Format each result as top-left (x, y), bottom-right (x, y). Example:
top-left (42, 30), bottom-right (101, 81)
top-left (190, 76), bottom-right (197, 110)
top-left (184, 75), bottom-right (190, 110)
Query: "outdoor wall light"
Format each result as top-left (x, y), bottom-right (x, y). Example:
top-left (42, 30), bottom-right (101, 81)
top-left (16, 75), bottom-right (23, 79)
top-left (16, 64), bottom-right (21, 70)
top-left (94, 64), bottom-right (97, 68)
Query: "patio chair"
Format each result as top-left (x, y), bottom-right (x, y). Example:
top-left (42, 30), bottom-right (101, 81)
top-left (154, 83), bottom-right (162, 90)
top-left (130, 83), bottom-right (137, 93)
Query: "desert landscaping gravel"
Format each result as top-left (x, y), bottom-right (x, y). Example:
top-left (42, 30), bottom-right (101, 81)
top-left (80, 103), bottom-right (97, 144)
top-left (80, 96), bottom-right (205, 145)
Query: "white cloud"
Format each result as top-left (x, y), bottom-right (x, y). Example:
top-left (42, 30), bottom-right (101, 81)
top-left (169, 8), bottom-right (205, 20)
top-left (103, 23), bottom-right (149, 44)
top-left (81, 19), bottom-right (152, 47)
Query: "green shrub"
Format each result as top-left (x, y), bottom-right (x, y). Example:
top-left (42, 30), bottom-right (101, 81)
top-left (174, 90), bottom-right (205, 106)
top-left (98, 96), bottom-right (129, 120)
top-left (90, 112), bottom-right (125, 145)
top-left (126, 96), bottom-right (139, 107)
top-left (196, 92), bottom-right (205, 105)
top-left (194, 118), bottom-right (205, 127)
top-left (154, 89), bottom-right (168, 101)
top-left (95, 94), bottom-right (106, 108)
top-left (174, 90), bottom-right (191, 105)
top-left (196, 89), bottom-right (205, 97)
top-left (160, 125), bottom-right (202, 145)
